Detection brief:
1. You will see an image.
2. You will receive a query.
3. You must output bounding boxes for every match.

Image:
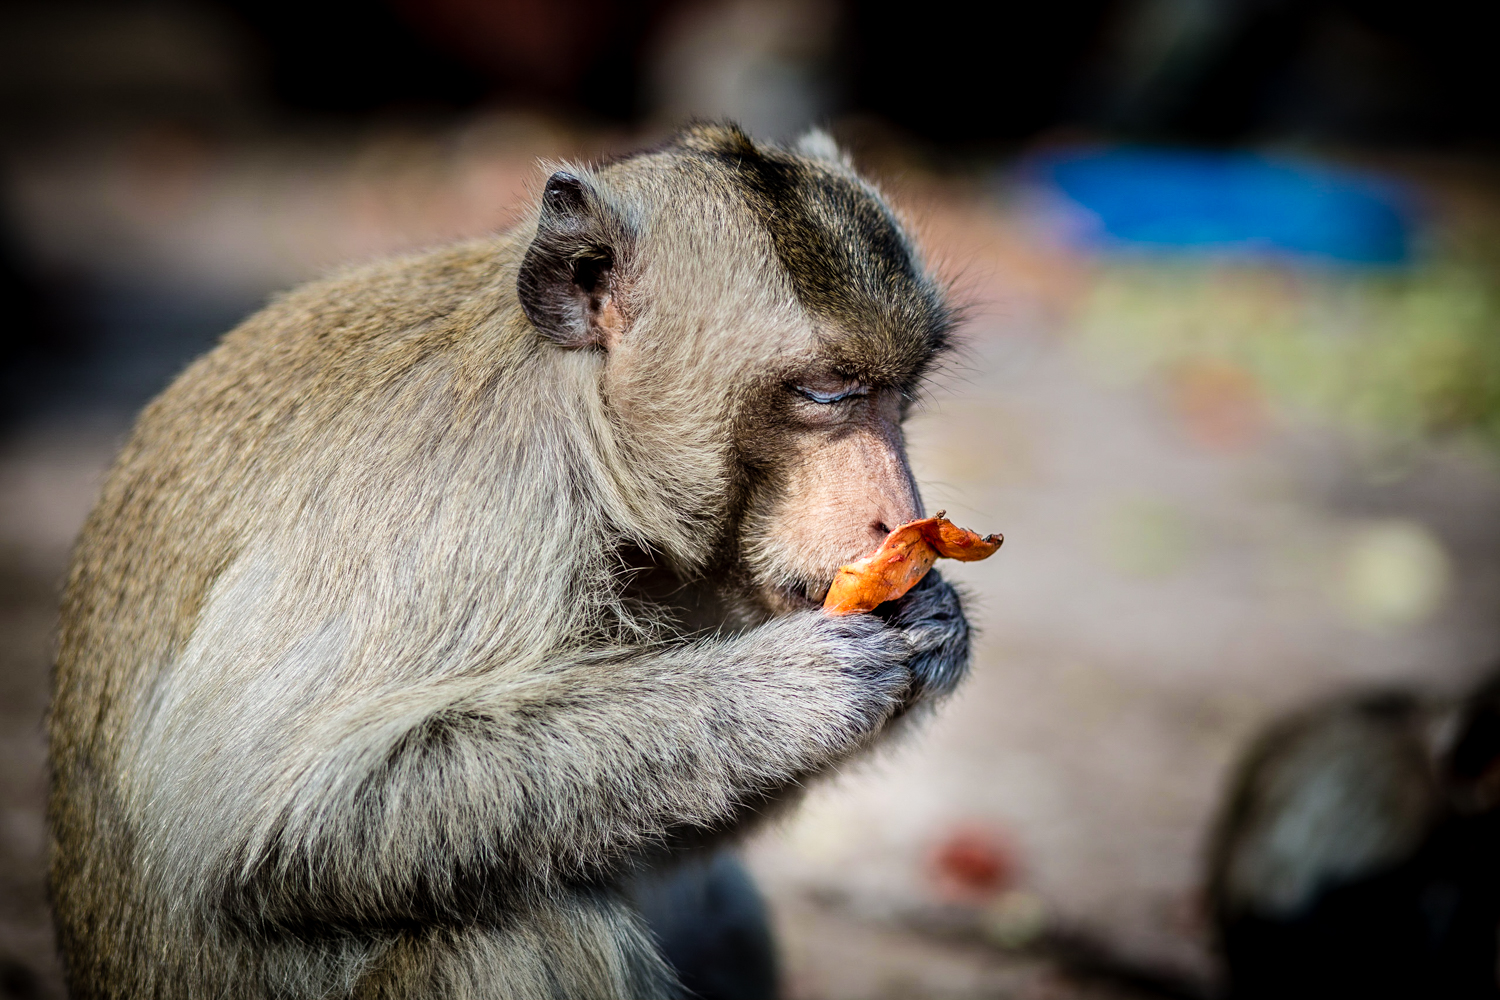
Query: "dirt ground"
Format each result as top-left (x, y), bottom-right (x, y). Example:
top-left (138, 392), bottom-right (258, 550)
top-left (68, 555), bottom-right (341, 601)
top-left (4, 123), bottom-right (1500, 998)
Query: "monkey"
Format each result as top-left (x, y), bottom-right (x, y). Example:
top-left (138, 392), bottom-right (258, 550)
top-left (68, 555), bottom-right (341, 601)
top-left (1208, 679), bottom-right (1500, 999)
top-left (45, 122), bottom-right (972, 999)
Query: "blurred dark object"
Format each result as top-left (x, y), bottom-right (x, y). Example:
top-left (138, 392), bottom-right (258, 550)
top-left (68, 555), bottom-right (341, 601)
top-left (8, 0), bottom-right (1495, 146)
top-left (0, 211), bottom-right (64, 427)
top-left (2, 276), bottom-right (265, 428)
top-left (844, 0), bottom-right (1117, 147)
top-left (0, 1), bottom-right (259, 135)
top-left (1088, 0), bottom-right (1500, 145)
top-left (225, 0), bottom-right (674, 120)
top-left (219, 0), bottom-right (491, 115)
top-left (0, 0), bottom-right (680, 133)
top-left (849, 0), bottom-right (1500, 147)
top-left (1027, 147), bottom-right (1412, 263)
top-left (624, 849), bottom-right (779, 1000)
top-left (1209, 682), bottom-right (1500, 999)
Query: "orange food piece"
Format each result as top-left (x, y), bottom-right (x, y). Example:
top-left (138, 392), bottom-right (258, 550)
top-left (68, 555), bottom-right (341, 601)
top-left (822, 512), bottom-right (1003, 615)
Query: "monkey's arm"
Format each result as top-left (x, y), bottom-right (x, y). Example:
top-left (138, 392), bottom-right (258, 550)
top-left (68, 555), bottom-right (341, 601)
top-left (220, 612), bottom-right (911, 933)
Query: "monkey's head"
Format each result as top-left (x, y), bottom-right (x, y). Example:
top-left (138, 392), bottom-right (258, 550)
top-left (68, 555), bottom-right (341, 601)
top-left (518, 123), bottom-right (952, 618)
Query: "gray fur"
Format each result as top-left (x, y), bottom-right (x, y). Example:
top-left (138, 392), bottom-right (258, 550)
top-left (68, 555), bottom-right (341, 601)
top-left (48, 123), bottom-right (970, 999)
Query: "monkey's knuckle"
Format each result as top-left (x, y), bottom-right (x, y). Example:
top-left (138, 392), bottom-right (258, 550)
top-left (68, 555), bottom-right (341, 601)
top-left (859, 626), bottom-right (914, 666)
top-left (911, 645), bottom-right (970, 694)
top-left (840, 663), bottom-right (909, 722)
top-left (911, 616), bottom-right (969, 654)
top-left (903, 614), bottom-right (970, 700)
top-left (844, 637), bottom-right (916, 700)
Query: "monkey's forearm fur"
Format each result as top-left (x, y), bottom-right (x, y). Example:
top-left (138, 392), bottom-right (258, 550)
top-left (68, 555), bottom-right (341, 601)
top-left (221, 614), bottom-right (912, 933)
top-left (49, 124), bottom-right (969, 999)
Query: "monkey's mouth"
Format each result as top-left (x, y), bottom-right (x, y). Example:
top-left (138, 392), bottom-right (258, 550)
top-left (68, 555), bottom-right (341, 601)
top-left (768, 578), bottom-right (827, 613)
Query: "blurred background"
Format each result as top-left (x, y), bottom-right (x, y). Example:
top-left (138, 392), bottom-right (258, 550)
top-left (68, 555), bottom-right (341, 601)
top-left (3, 1), bottom-right (1500, 997)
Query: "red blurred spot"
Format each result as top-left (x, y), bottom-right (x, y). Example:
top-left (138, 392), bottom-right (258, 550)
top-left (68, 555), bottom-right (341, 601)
top-left (929, 824), bottom-right (1016, 902)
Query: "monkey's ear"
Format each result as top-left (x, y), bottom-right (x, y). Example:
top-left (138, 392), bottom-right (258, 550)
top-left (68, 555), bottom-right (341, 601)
top-left (793, 128), bottom-right (851, 168)
top-left (518, 170), bottom-right (631, 350)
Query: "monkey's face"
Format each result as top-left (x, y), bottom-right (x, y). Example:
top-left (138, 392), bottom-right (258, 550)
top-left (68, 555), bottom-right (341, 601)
top-left (734, 366), bottom-right (924, 615)
top-left (517, 124), bottom-right (950, 618)
top-left (597, 318), bottom-right (931, 618)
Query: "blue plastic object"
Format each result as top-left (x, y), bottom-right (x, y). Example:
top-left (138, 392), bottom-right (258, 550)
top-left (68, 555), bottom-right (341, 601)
top-left (1029, 148), bottom-right (1412, 264)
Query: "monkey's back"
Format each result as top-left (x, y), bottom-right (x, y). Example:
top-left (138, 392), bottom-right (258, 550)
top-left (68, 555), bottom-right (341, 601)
top-left (45, 235), bottom-right (665, 998)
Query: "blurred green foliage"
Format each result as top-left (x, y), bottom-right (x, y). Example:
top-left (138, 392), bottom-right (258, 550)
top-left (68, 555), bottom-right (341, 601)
top-left (1074, 238), bottom-right (1500, 452)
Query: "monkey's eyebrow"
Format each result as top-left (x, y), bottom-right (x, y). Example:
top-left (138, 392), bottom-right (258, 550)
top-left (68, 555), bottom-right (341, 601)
top-left (794, 384), bottom-right (870, 404)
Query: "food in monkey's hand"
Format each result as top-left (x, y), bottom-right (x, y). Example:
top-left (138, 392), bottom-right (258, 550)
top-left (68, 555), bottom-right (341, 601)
top-left (823, 512), bottom-right (1002, 615)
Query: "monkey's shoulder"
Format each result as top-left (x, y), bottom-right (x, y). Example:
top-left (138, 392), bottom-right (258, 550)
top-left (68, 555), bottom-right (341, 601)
top-left (134, 234), bottom-right (541, 430)
top-left (241, 235), bottom-right (529, 356)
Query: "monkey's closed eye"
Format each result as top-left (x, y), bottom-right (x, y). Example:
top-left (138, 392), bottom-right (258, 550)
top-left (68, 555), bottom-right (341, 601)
top-left (795, 384), bottom-right (869, 405)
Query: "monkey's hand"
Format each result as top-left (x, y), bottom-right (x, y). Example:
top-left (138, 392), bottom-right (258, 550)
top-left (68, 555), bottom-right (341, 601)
top-left (682, 609), bottom-right (915, 768)
top-left (880, 569), bottom-right (970, 706)
top-left (787, 608), bottom-right (918, 735)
